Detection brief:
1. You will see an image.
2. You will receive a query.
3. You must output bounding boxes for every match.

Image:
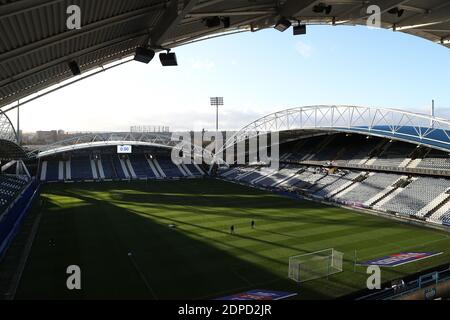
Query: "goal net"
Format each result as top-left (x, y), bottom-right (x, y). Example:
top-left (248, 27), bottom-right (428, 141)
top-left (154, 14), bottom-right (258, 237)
top-left (288, 248), bottom-right (343, 283)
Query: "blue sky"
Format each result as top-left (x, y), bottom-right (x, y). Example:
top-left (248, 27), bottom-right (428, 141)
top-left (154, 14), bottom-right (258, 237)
top-left (15, 24), bottom-right (450, 132)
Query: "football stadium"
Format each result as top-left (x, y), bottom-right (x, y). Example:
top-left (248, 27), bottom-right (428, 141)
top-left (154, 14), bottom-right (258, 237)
top-left (1, 0), bottom-right (450, 303)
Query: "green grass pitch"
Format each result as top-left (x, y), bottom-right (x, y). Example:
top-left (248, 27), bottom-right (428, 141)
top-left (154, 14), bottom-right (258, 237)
top-left (15, 178), bottom-right (450, 299)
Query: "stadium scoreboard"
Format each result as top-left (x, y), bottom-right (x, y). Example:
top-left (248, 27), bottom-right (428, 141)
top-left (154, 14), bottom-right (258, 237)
top-left (117, 145), bottom-right (132, 154)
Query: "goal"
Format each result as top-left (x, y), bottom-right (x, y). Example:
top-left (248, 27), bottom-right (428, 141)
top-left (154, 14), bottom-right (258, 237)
top-left (288, 248), bottom-right (343, 283)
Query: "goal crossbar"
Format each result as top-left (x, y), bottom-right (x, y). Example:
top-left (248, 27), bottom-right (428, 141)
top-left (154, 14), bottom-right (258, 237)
top-left (288, 248), bottom-right (343, 283)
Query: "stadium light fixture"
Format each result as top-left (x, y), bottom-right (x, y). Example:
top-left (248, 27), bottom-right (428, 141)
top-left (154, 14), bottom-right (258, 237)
top-left (203, 16), bottom-right (231, 29)
top-left (134, 47), bottom-right (155, 64)
top-left (203, 16), bottom-right (221, 28)
top-left (68, 61), bottom-right (81, 76)
top-left (221, 17), bottom-right (231, 29)
top-left (159, 50), bottom-right (178, 66)
top-left (210, 97), bottom-right (224, 132)
top-left (312, 3), bottom-right (332, 15)
top-left (274, 17), bottom-right (291, 32)
top-left (293, 23), bottom-right (306, 36)
top-left (388, 7), bottom-right (405, 17)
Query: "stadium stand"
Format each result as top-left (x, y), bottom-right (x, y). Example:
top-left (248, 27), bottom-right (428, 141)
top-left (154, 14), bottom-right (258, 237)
top-left (220, 130), bottom-right (450, 228)
top-left (129, 154), bottom-right (155, 179)
top-left (70, 156), bottom-right (93, 181)
top-left (43, 160), bottom-right (59, 182)
top-left (334, 172), bottom-right (402, 205)
top-left (311, 171), bottom-right (358, 197)
top-left (415, 149), bottom-right (450, 171)
top-left (380, 177), bottom-right (450, 218)
top-left (371, 141), bottom-right (416, 168)
top-left (0, 176), bottom-right (29, 213)
top-left (155, 159), bottom-right (183, 178)
top-left (37, 146), bottom-right (205, 182)
top-left (100, 155), bottom-right (117, 180)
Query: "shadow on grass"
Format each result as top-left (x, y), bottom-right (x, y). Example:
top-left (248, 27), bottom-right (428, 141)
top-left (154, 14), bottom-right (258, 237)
top-left (16, 186), bottom-right (336, 300)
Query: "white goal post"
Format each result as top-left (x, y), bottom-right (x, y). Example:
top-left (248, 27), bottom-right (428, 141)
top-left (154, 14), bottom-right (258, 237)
top-left (288, 248), bottom-right (344, 283)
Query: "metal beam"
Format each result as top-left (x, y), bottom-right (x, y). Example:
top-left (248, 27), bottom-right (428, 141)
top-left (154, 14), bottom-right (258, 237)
top-left (338, 0), bottom-right (412, 22)
top-left (187, 10), bottom-right (275, 18)
top-left (395, 3), bottom-right (450, 29)
top-left (1, 58), bottom-right (134, 114)
top-left (0, 5), bottom-right (162, 65)
top-left (161, 14), bottom-right (271, 47)
top-left (0, 32), bottom-right (147, 88)
top-left (0, 0), bottom-right (63, 19)
top-left (150, 0), bottom-right (199, 46)
top-left (279, 0), bottom-right (320, 18)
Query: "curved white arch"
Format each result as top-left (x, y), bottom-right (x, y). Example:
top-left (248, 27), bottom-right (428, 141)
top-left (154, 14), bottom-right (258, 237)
top-left (0, 110), bottom-right (17, 143)
top-left (217, 105), bottom-right (450, 154)
top-left (30, 132), bottom-right (210, 160)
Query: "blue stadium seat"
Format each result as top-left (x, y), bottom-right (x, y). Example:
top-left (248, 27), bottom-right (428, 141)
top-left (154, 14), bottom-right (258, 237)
top-left (129, 154), bottom-right (156, 178)
top-left (156, 159), bottom-right (183, 178)
top-left (71, 157), bottom-right (93, 181)
top-left (46, 161), bottom-right (59, 181)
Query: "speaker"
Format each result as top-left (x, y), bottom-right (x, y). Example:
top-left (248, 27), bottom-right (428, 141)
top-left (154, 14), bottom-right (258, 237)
top-left (203, 16), bottom-right (221, 28)
top-left (293, 24), bottom-right (306, 35)
top-left (159, 52), bottom-right (178, 66)
top-left (274, 17), bottom-right (291, 32)
top-left (221, 17), bottom-right (231, 28)
top-left (68, 61), bottom-right (81, 76)
top-left (134, 47), bottom-right (155, 64)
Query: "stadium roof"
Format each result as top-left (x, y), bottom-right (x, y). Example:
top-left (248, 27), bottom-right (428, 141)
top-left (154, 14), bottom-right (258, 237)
top-left (0, 139), bottom-right (27, 160)
top-left (28, 131), bottom-right (211, 159)
top-left (1, 0), bottom-right (450, 109)
top-left (220, 105), bottom-right (450, 153)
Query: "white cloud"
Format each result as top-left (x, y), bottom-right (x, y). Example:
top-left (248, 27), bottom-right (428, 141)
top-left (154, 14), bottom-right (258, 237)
top-left (295, 41), bottom-right (313, 58)
top-left (191, 59), bottom-right (216, 71)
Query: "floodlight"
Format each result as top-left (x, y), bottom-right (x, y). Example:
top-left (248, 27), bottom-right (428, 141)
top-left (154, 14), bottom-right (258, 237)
top-left (203, 16), bottom-right (221, 28)
top-left (293, 24), bottom-right (306, 35)
top-left (221, 17), bottom-right (231, 28)
top-left (388, 7), bottom-right (404, 17)
top-left (313, 3), bottom-right (332, 14)
top-left (68, 61), bottom-right (81, 76)
top-left (134, 47), bottom-right (155, 64)
top-left (159, 52), bottom-right (178, 66)
top-left (274, 17), bottom-right (291, 32)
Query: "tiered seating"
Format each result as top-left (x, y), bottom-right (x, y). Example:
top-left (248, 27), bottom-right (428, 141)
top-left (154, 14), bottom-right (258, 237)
top-left (233, 167), bottom-right (258, 181)
top-left (314, 172), bottom-right (359, 198)
top-left (292, 169), bottom-right (327, 190)
top-left (335, 173), bottom-right (401, 204)
top-left (442, 214), bottom-right (450, 226)
top-left (221, 132), bottom-right (450, 227)
top-left (416, 149), bottom-right (450, 170)
top-left (256, 165), bottom-right (300, 187)
top-left (279, 167), bottom-right (313, 188)
top-left (308, 170), bottom-right (348, 192)
top-left (129, 154), bottom-right (155, 178)
top-left (251, 167), bottom-right (278, 184)
top-left (0, 175), bottom-right (29, 213)
top-left (372, 142), bottom-right (415, 167)
top-left (381, 177), bottom-right (449, 217)
top-left (111, 156), bottom-right (128, 179)
top-left (46, 161), bottom-right (59, 181)
top-left (286, 136), bottom-right (327, 161)
top-left (157, 159), bottom-right (183, 178)
top-left (184, 164), bottom-right (203, 176)
top-left (100, 155), bottom-right (117, 179)
top-left (340, 139), bottom-right (379, 166)
top-left (71, 157), bottom-right (92, 180)
top-left (309, 136), bottom-right (346, 161)
top-left (239, 166), bottom-right (277, 184)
